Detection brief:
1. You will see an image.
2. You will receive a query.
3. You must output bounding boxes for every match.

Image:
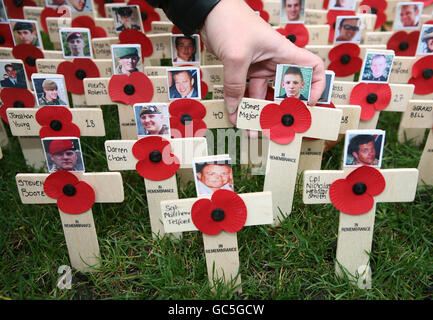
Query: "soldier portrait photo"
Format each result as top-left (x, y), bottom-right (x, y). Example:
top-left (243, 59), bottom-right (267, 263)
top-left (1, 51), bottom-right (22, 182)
top-left (42, 137), bottom-right (85, 173)
top-left (10, 20), bottom-right (41, 48)
top-left (394, 2), bottom-right (424, 30)
top-left (60, 28), bottom-right (93, 58)
top-left (112, 6), bottom-right (143, 33)
top-left (32, 75), bottom-right (68, 107)
top-left (0, 61), bottom-right (28, 89)
top-left (193, 158), bottom-right (234, 196)
top-left (133, 103), bottom-right (171, 137)
top-left (344, 130), bottom-right (385, 168)
top-left (360, 51), bottom-right (395, 83)
top-left (274, 64), bottom-right (313, 102)
top-left (111, 44), bottom-right (142, 75)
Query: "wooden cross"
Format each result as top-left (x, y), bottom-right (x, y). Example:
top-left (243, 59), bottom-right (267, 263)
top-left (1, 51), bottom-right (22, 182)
top-left (160, 189), bottom-right (273, 292)
top-left (331, 81), bottom-right (415, 129)
top-left (302, 166), bottom-right (418, 288)
top-left (398, 99), bottom-right (433, 186)
top-left (236, 98), bottom-right (343, 224)
top-left (15, 171), bottom-right (124, 272)
top-left (6, 107), bottom-right (105, 170)
top-left (104, 136), bottom-right (208, 238)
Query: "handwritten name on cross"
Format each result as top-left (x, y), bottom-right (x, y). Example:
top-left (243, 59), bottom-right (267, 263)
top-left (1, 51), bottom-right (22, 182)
top-left (15, 171), bottom-right (124, 272)
top-left (303, 166), bottom-right (418, 288)
top-left (104, 137), bottom-right (208, 238)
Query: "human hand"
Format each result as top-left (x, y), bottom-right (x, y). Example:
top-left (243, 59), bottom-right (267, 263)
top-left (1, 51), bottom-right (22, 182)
top-left (200, 0), bottom-right (326, 137)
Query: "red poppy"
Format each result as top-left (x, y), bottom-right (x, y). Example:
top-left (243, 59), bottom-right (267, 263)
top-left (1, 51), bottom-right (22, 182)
top-left (329, 166), bottom-right (385, 215)
top-left (12, 44), bottom-right (44, 79)
top-left (132, 136), bottom-right (180, 181)
top-left (108, 72), bottom-right (154, 105)
top-left (245, 0), bottom-right (269, 22)
top-left (126, 0), bottom-right (160, 32)
top-left (326, 10), bottom-right (356, 43)
top-left (35, 106), bottom-right (80, 138)
top-left (260, 97), bottom-right (311, 144)
top-left (71, 16), bottom-right (107, 38)
top-left (328, 43), bottom-right (362, 77)
top-left (0, 23), bottom-right (14, 48)
top-left (119, 29), bottom-right (153, 58)
top-left (349, 82), bottom-right (391, 120)
top-left (0, 88), bottom-right (35, 123)
top-left (169, 99), bottom-right (207, 138)
top-left (57, 59), bottom-right (100, 95)
top-left (359, 0), bottom-right (387, 30)
top-left (3, 0), bottom-right (36, 19)
top-left (191, 189), bottom-right (247, 236)
top-left (387, 31), bottom-right (420, 57)
top-left (44, 171), bottom-right (95, 214)
top-left (304, 102), bottom-right (336, 141)
top-left (408, 56), bottom-right (433, 95)
top-left (276, 24), bottom-right (309, 48)
top-left (40, 6), bottom-right (70, 34)
top-left (93, 0), bottom-right (124, 17)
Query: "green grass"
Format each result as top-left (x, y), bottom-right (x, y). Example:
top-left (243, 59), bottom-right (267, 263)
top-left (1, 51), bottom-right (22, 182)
top-left (0, 105), bottom-right (432, 300)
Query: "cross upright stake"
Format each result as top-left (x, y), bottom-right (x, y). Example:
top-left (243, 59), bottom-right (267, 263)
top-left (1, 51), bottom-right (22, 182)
top-left (236, 97), bottom-right (343, 224)
top-left (15, 171), bottom-right (124, 272)
top-left (303, 166), bottom-right (418, 288)
top-left (105, 136), bottom-right (208, 238)
top-left (160, 189), bottom-right (273, 292)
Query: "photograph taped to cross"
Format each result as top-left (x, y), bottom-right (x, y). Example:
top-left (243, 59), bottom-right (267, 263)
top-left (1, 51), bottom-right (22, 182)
top-left (193, 156), bottom-right (234, 196)
top-left (343, 129), bottom-right (385, 168)
top-left (42, 137), bottom-right (85, 173)
top-left (393, 2), bottom-right (424, 30)
top-left (167, 66), bottom-right (201, 100)
top-left (274, 64), bottom-right (312, 102)
top-left (171, 34), bottom-right (200, 65)
top-left (133, 103), bottom-right (171, 138)
top-left (360, 50), bottom-right (395, 84)
top-left (416, 24), bottom-right (433, 55)
top-left (334, 16), bottom-right (363, 44)
top-left (32, 74), bottom-right (68, 107)
top-left (317, 70), bottom-right (335, 104)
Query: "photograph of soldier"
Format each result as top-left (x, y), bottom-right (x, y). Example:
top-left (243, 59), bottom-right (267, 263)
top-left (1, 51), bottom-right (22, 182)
top-left (274, 64), bottom-right (312, 102)
top-left (42, 137), bottom-right (85, 173)
top-left (344, 130), bottom-right (385, 167)
top-left (360, 51), bottom-right (394, 83)
top-left (193, 158), bottom-right (234, 196)
top-left (10, 20), bottom-right (41, 47)
top-left (112, 6), bottom-right (142, 33)
top-left (112, 45), bottom-right (142, 75)
top-left (60, 29), bottom-right (92, 58)
top-left (416, 25), bottom-right (433, 55)
top-left (133, 104), bottom-right (170, 137)
top-left (334, 16), bottom-right (362, 43)
top-left (167, 67), bottom-right (201, 100)
top-left (394, 2), bottom-right (424, 30)
top-left (171, 34), bottom-right (199, 64)
top-left (32, 75), bottom-right (68, 106)
top-left (68, 0), bottom-right (93, 12)
top-left (280, 0), bottom-right (305, 23)
top-left (0, 62), bottom-right (28, 89)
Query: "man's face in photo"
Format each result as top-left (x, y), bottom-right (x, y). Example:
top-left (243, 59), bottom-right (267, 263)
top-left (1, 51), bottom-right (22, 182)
top-left (197, 164), bottom-right (232, 190)
top-left (51, 149), bottom-right (78, 171)
top-left (176, 38), bottom-right (195, 61)
top-left (282, 73), bottom-right (304, 98)
top-left (140, 113), bottom-right (164, 134)
top-left (5, 66), bottom-right (17, 79)
top-left (44, 88), bottom-right (59, 101)
top-left (284, 0), bottom-right (301, 21)
top-left (338, 19), bottom-right (359, 41)
top-left (174, 71), bottom-right (194, 97)
top-left (67, 37), bottom-right (85, 55)
top-left (400, 5), bottom-right (419, 27)
top-left (370, 55), bottom-right (387, 78)
top-left (70, 0), bottom-right (86, 11)
top-left (352, 141), bottom-right (376, 165)
top-left (16, 29), bottom-right (36, 45)
top-left (118, 54), bottom-right (139, 74)
top-left (427, 38), bottom-right (433, 51)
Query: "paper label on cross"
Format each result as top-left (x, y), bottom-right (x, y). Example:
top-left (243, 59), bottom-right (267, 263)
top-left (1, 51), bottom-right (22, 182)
top-left (303, 168), bottom-right (418, 284)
